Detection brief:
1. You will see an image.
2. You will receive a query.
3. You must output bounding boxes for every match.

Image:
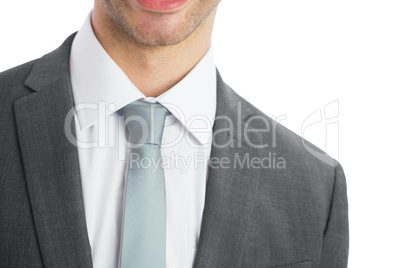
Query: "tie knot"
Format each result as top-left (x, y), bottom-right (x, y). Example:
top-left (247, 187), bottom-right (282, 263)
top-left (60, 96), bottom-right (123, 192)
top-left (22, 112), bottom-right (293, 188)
top-left (120, 99), bottom-right (170, 146)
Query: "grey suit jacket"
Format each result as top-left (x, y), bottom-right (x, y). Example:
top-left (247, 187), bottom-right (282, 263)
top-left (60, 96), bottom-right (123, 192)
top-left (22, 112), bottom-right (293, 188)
top-left (0, 33), bottom-right (348, 268)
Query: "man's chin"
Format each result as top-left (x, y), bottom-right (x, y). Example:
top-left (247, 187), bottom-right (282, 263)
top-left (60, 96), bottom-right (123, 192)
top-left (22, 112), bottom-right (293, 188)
top-left (129, 30), bottom-right (190, 47)
top-left (126, 14), bottom-right (192, 47)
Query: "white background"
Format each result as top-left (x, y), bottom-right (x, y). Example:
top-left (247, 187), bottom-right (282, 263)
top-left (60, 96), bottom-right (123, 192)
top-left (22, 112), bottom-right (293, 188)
top-left (1, 0), bottom-right (401, 266)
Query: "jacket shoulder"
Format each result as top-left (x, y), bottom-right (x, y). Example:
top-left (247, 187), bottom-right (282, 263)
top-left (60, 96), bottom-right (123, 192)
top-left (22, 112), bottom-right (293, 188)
top-left (239, 92), bottom-right (339, 172)
top-left (233, 88), bottom-right (342, 198)
top-left (0, 59), bottom-right (39, 141)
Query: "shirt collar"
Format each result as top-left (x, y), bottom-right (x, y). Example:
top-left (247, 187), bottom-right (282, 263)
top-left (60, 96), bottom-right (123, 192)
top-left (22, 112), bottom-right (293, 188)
top-left (70, 10), bottom-right (216, 145)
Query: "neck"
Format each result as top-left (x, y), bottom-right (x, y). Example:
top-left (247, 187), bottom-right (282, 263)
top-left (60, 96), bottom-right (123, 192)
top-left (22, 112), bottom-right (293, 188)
top-left (91, 4), bottom-right (216, 98)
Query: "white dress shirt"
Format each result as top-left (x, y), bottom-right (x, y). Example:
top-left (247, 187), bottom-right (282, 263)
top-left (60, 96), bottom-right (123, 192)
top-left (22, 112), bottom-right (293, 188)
top-left (69, 11), bottom-right (216, 268)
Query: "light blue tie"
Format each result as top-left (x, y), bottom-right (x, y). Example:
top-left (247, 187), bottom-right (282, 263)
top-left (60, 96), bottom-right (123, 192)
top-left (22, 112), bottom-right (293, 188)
top-left (119, 99), bottom-right (170, 268)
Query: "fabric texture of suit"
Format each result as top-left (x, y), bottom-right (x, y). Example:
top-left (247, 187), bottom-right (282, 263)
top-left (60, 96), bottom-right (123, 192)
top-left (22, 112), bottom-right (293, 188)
top-left (0, 33), bottom-right (348, 267)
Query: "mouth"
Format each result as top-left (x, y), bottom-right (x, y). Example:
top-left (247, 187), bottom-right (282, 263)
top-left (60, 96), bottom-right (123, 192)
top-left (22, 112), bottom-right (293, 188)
top-left (134, 0), bottom-right (189, 12)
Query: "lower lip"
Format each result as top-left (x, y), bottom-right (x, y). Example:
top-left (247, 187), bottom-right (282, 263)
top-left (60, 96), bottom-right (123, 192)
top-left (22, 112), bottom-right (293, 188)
top-left (135, 0), bottom-right (189, 12)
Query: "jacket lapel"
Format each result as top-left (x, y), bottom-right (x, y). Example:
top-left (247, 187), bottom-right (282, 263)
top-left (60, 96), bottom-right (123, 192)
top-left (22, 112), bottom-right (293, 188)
top-left (14, 32), bottom-right (92, 267)
top-left (194, 70), bottom-right (262, 267)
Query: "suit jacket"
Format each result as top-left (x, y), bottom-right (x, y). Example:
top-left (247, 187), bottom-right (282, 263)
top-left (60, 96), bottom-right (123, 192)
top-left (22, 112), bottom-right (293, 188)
top-left (0, 32), bottom-right (348, 268)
